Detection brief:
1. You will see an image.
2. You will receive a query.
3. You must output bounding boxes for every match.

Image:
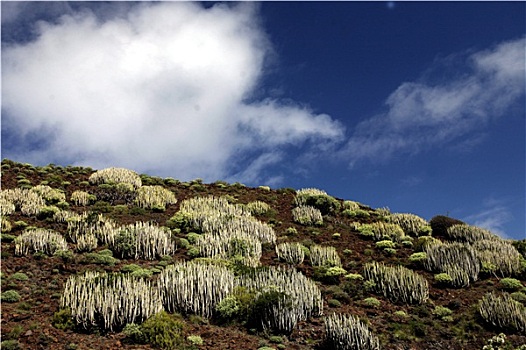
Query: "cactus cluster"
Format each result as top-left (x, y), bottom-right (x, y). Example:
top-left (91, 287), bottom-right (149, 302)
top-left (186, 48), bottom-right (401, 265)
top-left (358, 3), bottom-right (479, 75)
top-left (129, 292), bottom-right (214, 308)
top-left (88, 167), bottom-right (142, 189)
top-left (14, 228), bottom-right (68, 256)
top-left (176, 196), bottom-right (276, 265)
top-left (135, 185), bottom-right (177, 210)
top-left (0, 188), bottom-right (46, 216)
top-left (292, 205), bottom-right (323, 226)
top-left (245, 200), bottom-right (271, 215)
top-left (473, 239), bottom-right (523, 277)
top-left (294, 188), bottom-right (329, 205)
top-left (275, 242), bottom-right (305, 265)
top-left (70, 190), bottom-right (95, 206)
top-left (310, 245), bottom-right (342, 267)
top-left (386, 213), bottom-right (429, 237)
top-left (0, 197), bottom-right (16, 216)
top-left (324, 313), bottom-right (381, 350)
top-left (294, 188), bottom-right (340, 215)
top-left (195, 232), bottom-right (262, 267)
top-left (423, 242), bottom-right (480, 286)
top-left (238, 266), bottom-right (323, 333)
top-left (447, 224), bottom-right (497, 243)
top-left (67, 213), bottom-right (119, 246)
top-left (61, 271), bottom-right (162, 331)
top-left (113, 222), bottom-right (176, 260)
top-left (363, 261), bottom-right (429, 304)
top-left (31, 185), bottom-right (66, 203)
top-left (160, 261), bottom-right (236, 318)
top-left (479, 292), bottom-right (526, 334)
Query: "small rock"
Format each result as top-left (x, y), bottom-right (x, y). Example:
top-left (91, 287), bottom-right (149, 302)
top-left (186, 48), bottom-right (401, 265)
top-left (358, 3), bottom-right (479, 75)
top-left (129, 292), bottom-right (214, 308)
top-left (24, 330), bottom-right (33, 337)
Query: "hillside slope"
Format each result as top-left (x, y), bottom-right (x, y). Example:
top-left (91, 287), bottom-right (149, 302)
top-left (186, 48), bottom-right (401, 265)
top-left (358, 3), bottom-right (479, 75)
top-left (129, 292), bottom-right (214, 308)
top-left (1, 159), bottom-right (525, 350)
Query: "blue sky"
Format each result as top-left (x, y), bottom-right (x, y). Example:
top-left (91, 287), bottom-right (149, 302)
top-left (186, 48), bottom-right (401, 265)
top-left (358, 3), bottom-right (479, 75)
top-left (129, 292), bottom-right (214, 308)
top-left (1, 2), bottom-right (525, 240)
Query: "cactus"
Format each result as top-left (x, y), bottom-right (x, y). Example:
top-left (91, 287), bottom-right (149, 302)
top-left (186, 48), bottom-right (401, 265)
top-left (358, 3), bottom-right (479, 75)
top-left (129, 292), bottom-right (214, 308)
top-left (0, 188), bottom-right (46, 216)
top-left (424, 241), bottom-right (480, 285)
top-left (275, 242), bottom-right (305, 265)
top-left (89, 167), bottom-right (142, 188)
top-left (479, 292), bottom-right (526, 334)
top-left (363, 261), bottom-right (428, 304)
top-left (71, 190), bottom-right (95, 206)
top-left (135, 185), bottom-right (177, 210)
top-left (292, 205), bottom-right (323, 226)
top-left (385, 213), bottom-right (429, 237)
top-left (61, 271), bottom-right (162, 331)
top-left (324, 313), bottom-right (381, 350)
top-left (473, 239), bottom-right (523, 277)
top-left (238, 266), bottom-right (323, 334)
top-left (310, 245), bottom-right (342, 267)
top-left (160, 261), bottom-right (236, 318)
top-left (14, 228), bottom-right (68, 256)
top-left (447, 224), bottom-right (497, 243)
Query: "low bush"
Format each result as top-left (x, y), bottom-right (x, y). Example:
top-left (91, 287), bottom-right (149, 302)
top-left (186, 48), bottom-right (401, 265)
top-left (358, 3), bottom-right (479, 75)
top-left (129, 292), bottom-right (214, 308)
top-left (1, 290), bottom-right (21, 303)
top-left (499, 278), bottom-right (523, 292)
top-left (52, 308), bottom-right (75, 331)
top-left (139, 311), bottom-right (185, 350)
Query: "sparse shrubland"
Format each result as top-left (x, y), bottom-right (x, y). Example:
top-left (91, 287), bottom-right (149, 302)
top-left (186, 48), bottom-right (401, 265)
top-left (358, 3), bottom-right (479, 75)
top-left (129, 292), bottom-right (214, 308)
top-left (1, 159), bottom-right (525, 350)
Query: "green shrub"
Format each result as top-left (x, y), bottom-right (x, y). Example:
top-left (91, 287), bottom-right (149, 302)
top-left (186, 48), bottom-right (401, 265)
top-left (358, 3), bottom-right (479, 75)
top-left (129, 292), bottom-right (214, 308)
top-left (216, 296), bottom-right (241, 319)
top-left (52, 308), bottom-right (75, 331)
top-left (187, 335), bottom-right (204, 346)
top-left (376, 240), bottom-right (396, 249)
top-left (328, 299), bottom-right (342, 308)
top-left (122, 323), bottom-right (145, 343)
top-left (363, 297), bottom-right (381, 308)
top-left (342, 209), bottom-right (370, 218)
top-left (284, 227), bottom-right (298, 236)
top-left (0, 340), bottom-right (20, 350)
top-left (54, 249), bottom-right (75, 263)
top-left (344, 273), bottom-right (364, 281)
top-left (434, 273), bottom-right (453, 285)
top-left (166, 211), bottom-right (194, 232)
top-left (1, 234), bottom-right (16, 242)
top-left (81, 251), bottom-right (119, 266)
top-left (1, 290), bottom-right (21, 303)
top-left (140, 311), bottom-right (184, 350)
top-left (121, 263), bottom-right (142, 273)
top-left (432, 305), bottom-right (453, 320)
top-left (409, 252), bottom-right (427, 264)
top-left (499, 278), bottom-right (523, 292)
top-left (131, 269), bottom-right (153, 279)
top-left (186, 232), bottom-right (200, 244)
top-left (10, 272), bottom-right (28, 281)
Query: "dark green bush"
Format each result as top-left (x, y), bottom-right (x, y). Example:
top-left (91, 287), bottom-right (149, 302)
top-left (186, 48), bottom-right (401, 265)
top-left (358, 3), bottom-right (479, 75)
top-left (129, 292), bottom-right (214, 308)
top-left (52, 308), bottom-right (75, 331)
top-left (140, 311), bottom-right (184, 349)
top-left (166, 212), bottom-right (194, 232)
top-left (54, 249), bottom-right (75, 263)
top-left (81, 251), bottom-right (119, 266)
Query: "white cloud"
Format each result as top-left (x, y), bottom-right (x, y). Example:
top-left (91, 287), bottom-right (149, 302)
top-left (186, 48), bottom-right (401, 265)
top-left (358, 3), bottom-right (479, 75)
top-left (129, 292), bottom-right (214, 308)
top-left (2, 2), bottom-right (344, 183)
top-left (343, 37), bottom-right (525, 166)
top-left (463, 198), bottom-right (513, 238)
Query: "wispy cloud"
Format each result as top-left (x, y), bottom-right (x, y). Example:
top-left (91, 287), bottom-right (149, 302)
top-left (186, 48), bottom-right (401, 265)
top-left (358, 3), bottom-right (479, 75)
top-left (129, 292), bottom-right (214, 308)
top-left (342, 37), bottom-right (525, 167)
top-left (463, 198), bottom-right (513, 238)
top-left (1, 2), bottom-right (344, 183)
